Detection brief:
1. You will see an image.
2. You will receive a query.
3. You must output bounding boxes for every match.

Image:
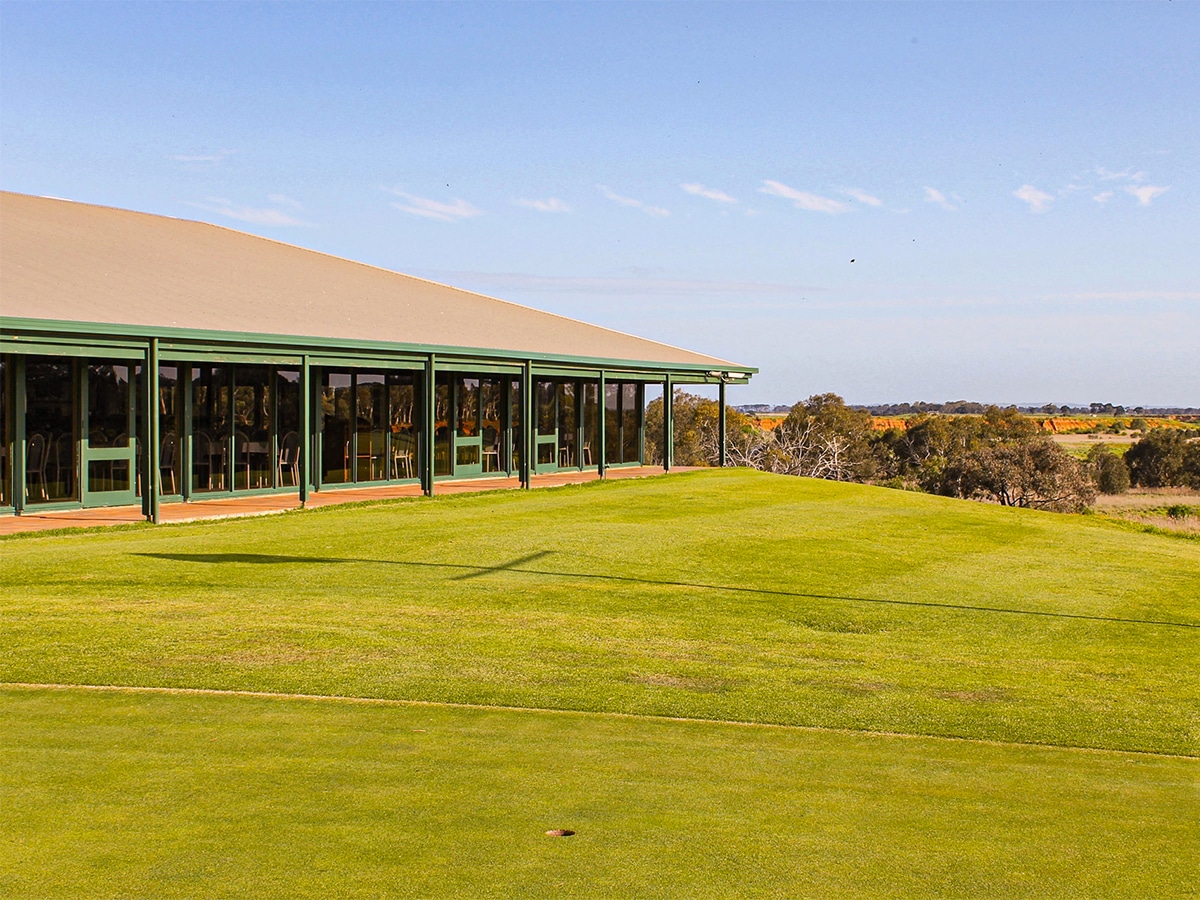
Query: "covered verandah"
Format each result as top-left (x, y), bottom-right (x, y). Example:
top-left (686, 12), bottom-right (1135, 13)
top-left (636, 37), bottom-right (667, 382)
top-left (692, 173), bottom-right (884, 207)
top-left (0, 465), bottom-right (705, 535)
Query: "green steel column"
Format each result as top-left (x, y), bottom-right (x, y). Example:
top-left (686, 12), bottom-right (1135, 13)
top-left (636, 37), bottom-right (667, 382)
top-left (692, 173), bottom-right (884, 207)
top-left (140, 353), bottom-right (150, 517)
top-left (718, 379), bottom-right (727, 468)
top-left (148, 339), bottom-right (161, 523)
top-left (12, 355), bottom-right (26, 515)
top-left (522, 360), bottom-right (533, 488)
top-left (597, 370), bottom-right (607, 479)
top-left (423, 354), bottom-right (435, 496)
top-left (663, 374), bottom-right (674, 472)
top-left (300, 355), bottom-right (311, 506)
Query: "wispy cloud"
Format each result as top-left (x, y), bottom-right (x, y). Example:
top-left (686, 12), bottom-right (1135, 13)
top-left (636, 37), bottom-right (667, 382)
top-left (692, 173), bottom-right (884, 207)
top-left (923, 186), bottom-right (957, 211)
top-left (385, 188), bottom-right (483, 222)
top-left (514, 197), bottom-right (571, 213)
top-left (1014, 184), bottom-right (1054, 213)
top-left (1093, 191), bottom-right (1115, 204)
top-left (598, 185), bottom-right (670, 217)
top-left (681, 182), bottom-right (737, 204)
top-left (426, 270), bottom-right (823, 297)
top-left (1126, 184), bottom-right (1169, 206)
top-left (188, 196), bottom-right (311, 227)
top-left (841, 188), bottom-right (883, 207)
top-left (268, 193), bottom-right (304, 211)
top-left (759, 180), bottom-right (848, 213)
top-left (169, 151), bottom-right (231, 165)
top-left (1038, 291), bottom-right (1200, 303)
top-left (1096, 166), bottom-right (1147, 183)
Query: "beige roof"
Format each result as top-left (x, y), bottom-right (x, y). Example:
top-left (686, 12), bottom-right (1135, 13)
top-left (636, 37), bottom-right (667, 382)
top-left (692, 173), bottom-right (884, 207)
top-left (0, 191), bottom-right (748, 371)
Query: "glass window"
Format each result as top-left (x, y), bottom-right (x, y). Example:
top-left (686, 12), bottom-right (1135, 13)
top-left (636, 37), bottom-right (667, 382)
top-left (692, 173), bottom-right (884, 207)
top-left (582, 381), bottom-right (598, 468)
top-left (321, 371), bottom-right (352, 485)
top-left (434, 375), bottom-right (451, 476)
top-left (557, 382), bottom-right (577, 467)
top-left (192, 365), bottom-right (230, 493)
top-left (481, 378), bottom-right (503, 473)
top-left (509, 379), bottom-right (522, 472)
top-left (621, 383), bottom-right (640, 463)
top-left (605, 383), bottom-right (620, 465)
top-left (86, 362), bottom-right (133, 494)
top-left (356, 372), bottom-right (386, 482)
top-left (87, 363), bottom-right (130, 449)
top-left (537, 381), bottom-right (556, 436)
top-left (276, 369), bottom-right (301, 488)
top-left (159, 365), bottom-right (183, 495)
top-left (456, 377), bottom-right (480, 438)
top-left (0, 357), bottom-right (9, 506)
top-left (26, 359), bottom-right (78, 502)
top-left (388, 372), bottom-right (417, 480)
top-left (234, 366), bottom-right (272, 490)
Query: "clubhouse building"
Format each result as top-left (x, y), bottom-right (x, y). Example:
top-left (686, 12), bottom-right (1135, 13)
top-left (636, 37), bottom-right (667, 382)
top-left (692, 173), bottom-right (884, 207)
top-left (0, 192), bottom-right (753, 521)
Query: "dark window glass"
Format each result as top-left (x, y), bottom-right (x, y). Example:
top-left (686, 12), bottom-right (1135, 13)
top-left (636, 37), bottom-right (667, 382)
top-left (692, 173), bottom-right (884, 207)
top-left (233, 366), bottom-right (272, 490)
top-left (321, 371), bottom-right (352, 485)
top-left (276, 369), bottom-right (301, 488)
top-left (604, 383), bottom-right (620, 465)
top-left (0, 357), bottom-right (9, 506)
top-left (388, 372), bottom-right (417, 480)
top-left (537, 381), bottom-right (556, 436)
top-left (25, 359), bottom-right (78, 502)
top-left (192, 365), bottom-right (231, 492)
top-left (87, 362), bottom-right (133, 494)
top-left (509, 379), bottom-right (522, 472)
top-left (159, 365), bottom-right (183, 495)
top-left (456, 377), bottom-right (480, 438)
top-left (481, 378), bottom-right (503, 472)
top-left (434, 376), bottom-right (451, 476)
top-left (87, 363), bottom-right (130, 449)
top-left (622, 383), bottom-right (640, 463)
top-left (582, 382), bottom-right (598, 468)
top-left (557, 382), bottom-right (577, 467)
top-left (356, 372), bottom-right (386, 482)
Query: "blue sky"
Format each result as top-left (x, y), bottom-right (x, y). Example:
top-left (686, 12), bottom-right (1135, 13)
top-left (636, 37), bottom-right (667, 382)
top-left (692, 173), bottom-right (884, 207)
top-left (2, 2), bottom-right (1197, 405)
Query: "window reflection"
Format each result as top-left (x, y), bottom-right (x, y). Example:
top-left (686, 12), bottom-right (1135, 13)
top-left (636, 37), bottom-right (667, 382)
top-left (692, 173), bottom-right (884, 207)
top-left (321, 372), bottom-right (352, 485)
top-left (25, 359), bottom-right (78, 503)
top-left (434, 376), bottom-right (451, 476)
top-left (356, 372), bottom-right (386, 482)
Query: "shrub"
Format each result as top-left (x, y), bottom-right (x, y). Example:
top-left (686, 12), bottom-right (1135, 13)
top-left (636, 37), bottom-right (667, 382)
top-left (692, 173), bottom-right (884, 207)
top-left (1126, 430), bottom-right (1188, 487)
top-left (1086, 445), bottom-right (1130, 495)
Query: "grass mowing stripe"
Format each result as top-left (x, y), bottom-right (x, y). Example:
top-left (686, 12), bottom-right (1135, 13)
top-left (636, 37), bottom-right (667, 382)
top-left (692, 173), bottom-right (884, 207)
top-left (4, 470), bottom-right (1198, 757)
top-left (132, 549), bottom-right (1200, 629)
top-left (4, 687), bottom-right (1198, 899)
top-left (4, 682), bottom-right (1198, 761)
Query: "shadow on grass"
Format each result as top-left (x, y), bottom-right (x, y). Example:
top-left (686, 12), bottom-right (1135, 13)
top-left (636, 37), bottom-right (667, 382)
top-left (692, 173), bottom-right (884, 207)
top-left (133, 552), bottom-right (1199, 631)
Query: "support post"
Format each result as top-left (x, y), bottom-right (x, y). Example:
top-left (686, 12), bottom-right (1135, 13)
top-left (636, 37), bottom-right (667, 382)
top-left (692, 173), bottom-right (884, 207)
top-left (300, 355), bottom-right (311, 506)
top-left (423, 354), bottom-right (435, 496)
top-left (521, 360), bottom-right (533, 488)
top-left (718, 379), bottom-right (727, 468)
top-left (597, 370), bottom-right (607, 479)
top-left (663, 374), bottom-right (674, 472)
top-left (148, 339), bottom-right (161, 523)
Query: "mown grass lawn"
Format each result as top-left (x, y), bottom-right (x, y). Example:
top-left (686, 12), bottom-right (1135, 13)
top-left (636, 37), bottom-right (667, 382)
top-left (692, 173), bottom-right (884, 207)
top-left (2, 469), bottom-right (1198, 896)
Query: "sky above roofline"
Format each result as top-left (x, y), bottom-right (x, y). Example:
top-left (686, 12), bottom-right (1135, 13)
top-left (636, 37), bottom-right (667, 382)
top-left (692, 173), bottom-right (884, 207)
top-left (1, 2), bottom-right (1196, 405)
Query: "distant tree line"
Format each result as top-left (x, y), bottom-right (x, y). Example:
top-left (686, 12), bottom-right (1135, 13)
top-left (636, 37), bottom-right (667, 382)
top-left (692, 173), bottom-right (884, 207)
top-left (809, 401), bottom-right (1200, 417)
top-left (649, 391), bottom-right (1200, 512)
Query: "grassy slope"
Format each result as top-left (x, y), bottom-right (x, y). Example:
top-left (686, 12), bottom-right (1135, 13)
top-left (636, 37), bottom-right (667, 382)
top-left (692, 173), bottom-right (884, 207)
top-left (2, 469), bottom-right (1198, 895)
top-left (3, 688), bottom-right (1196, 899)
